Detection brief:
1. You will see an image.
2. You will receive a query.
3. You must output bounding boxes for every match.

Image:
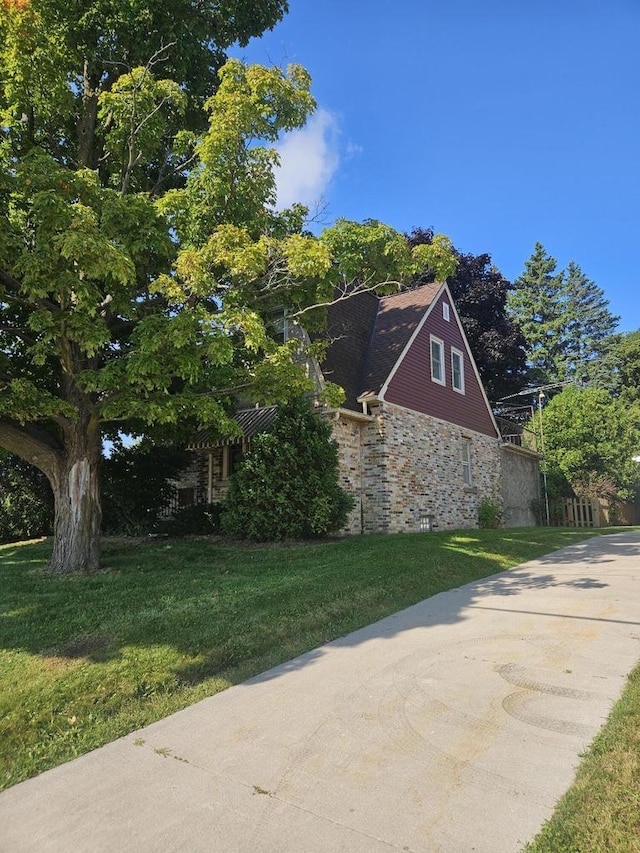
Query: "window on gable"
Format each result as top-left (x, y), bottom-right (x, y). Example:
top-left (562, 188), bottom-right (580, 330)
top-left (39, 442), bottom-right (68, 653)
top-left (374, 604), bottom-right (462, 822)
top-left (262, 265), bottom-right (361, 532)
top-left (451, 347), bottom-right (465, 394)
top-left (443, 302), bottom-right (450, 321)
top-left (430, 336), bottom-right (445, 385)
top-left (462, 438), bottom-right (472, 485)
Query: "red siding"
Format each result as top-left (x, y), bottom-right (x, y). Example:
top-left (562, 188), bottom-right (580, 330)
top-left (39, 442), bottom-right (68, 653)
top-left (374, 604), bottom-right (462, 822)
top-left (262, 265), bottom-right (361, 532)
top-left (383, 292), bottom-right (498, 437)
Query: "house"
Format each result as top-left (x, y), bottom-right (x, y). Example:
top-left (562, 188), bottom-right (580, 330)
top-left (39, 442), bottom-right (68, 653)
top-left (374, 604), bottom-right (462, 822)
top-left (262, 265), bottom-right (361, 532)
top-left (179, 282), bottom-right (540, 532)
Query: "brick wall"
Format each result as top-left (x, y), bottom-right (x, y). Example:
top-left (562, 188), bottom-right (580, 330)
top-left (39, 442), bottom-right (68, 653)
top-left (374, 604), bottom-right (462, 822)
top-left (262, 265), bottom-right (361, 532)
top-left (330, 414), bottom-right (365, 535)
top-left (332, 402), bottom-right (503, 534)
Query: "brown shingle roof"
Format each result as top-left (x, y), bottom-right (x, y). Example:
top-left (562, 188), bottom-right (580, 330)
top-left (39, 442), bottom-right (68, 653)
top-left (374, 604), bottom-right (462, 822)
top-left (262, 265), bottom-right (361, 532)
top-left (322, 283), bottom-right (442, 410)
top-left (321, 290), bottom-right (380, 410)
top-left (361, 283), bottom-right (441, 396)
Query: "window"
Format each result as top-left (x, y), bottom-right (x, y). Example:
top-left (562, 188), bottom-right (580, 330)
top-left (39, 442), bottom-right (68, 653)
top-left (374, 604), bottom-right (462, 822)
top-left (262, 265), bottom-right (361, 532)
top-left (430, 336), bottom-right (445, 385)
top-left (451, 347), bottom-right (465, 394)
top-left (223, 445), bottom-right (245, 479)
top-left (442, 302), bottom-right (450, 321)
top-left (272, 312), bottom-right (288, 344)
top-left (462, 439), bottom-right (472, 485)
top-left (177, 486), bottom-right (196, 507)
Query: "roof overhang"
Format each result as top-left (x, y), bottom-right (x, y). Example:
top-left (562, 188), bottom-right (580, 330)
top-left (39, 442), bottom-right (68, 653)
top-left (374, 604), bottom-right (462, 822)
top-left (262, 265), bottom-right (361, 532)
top-left (186, 406), bottom-right (278, 451)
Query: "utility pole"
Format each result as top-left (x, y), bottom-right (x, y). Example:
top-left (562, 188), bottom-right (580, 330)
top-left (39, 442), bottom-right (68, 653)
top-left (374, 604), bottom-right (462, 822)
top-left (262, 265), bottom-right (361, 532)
top-left (537, 390), bottom-right (551, 526)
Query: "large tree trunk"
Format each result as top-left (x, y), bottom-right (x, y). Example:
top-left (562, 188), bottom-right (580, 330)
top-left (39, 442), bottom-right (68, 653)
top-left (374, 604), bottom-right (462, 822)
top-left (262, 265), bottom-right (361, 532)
top-left (48, 422), bottom-right (102, 574)
top-left (0, 417), bottom-right (103, 573)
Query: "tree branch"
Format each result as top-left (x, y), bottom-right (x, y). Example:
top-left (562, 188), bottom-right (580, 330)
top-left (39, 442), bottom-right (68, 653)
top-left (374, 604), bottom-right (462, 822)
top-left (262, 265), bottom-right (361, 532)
top-left (0, 269), bottom-right (61, 313)
top-left (0, 420), bottom-right (63, 479)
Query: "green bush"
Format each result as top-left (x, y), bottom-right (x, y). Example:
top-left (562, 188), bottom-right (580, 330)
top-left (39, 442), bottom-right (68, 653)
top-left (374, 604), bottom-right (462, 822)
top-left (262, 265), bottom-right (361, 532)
top-left (478, 497), bottom-right (502, 529)
top-left (221, 398), bottom-right (355, 541)
top-left (0, 452), bottom-right (54, 543)
top-left (101, 440), bottom-right (191, 535)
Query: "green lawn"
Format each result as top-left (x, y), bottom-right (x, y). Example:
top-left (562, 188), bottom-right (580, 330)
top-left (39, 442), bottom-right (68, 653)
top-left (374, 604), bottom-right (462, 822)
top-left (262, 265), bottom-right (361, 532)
top-left (0, 527), bottom-right (631, 794)
top-left (525, 659), bottom-right (640, 853)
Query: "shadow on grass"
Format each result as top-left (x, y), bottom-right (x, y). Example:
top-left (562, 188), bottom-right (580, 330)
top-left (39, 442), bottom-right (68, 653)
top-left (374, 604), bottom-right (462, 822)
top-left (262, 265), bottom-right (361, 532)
top-left (1, 529), bottom-right (639, 683)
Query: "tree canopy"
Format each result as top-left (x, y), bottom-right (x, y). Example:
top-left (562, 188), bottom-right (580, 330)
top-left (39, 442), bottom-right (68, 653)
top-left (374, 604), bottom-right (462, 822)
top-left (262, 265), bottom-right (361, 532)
top-left (0, 2), bottom-right (451, 572)
top-left (534, 387), bottom-right (639, 501)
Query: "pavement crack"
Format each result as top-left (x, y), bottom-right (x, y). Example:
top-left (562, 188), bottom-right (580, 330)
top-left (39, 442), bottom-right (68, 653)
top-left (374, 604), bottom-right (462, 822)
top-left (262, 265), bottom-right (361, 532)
top-left (253, 791), bottom-right (419, 852)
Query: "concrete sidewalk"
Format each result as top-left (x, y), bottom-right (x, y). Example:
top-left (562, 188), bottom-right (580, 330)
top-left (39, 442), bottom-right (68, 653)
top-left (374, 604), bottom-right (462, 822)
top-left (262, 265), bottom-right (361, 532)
top-left (1, 532), bottom-right (639, 852)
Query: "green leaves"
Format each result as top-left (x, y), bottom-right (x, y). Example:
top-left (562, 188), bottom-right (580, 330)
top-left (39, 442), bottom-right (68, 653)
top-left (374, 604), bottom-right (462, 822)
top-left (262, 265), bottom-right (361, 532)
top-left (99, 67), bottom-right (187, 192)
top-left (164, 60), bottom-right (316, 244)
top-left (535, 386), bottom-right (639, 500)
top-left (221, 397), bottom-right (354, 540)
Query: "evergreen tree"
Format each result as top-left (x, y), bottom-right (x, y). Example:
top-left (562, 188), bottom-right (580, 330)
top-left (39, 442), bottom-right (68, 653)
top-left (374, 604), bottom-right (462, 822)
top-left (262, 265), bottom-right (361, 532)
top-left (221, 398), bottom-right (354, 541)
top-left (507, 243), bottom-right (566, 384)
top-left (586, 330), bottom-right (640, 415)
top-left (560, 261), bottom-right (619, 381)
top-left (509, 245), bottom-right (619, 385)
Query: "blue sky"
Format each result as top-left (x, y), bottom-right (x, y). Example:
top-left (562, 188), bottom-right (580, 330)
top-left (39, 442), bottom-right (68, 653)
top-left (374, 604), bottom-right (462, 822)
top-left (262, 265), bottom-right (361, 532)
top-left (234, 0), bottom-right (640, 332)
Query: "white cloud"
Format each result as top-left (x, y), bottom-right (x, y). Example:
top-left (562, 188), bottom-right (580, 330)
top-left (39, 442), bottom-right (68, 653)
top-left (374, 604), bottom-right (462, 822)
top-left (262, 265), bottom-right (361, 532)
top-left (274, 109), bottom-right (340, 210)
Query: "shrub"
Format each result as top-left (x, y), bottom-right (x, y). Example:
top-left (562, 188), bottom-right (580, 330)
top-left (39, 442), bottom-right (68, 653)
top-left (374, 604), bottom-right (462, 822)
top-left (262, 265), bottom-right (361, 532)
top-left (101, 440), bottom-right (191, 535)
top-left (0, 452), bottom-right (54, 543)
top-left (221, 398), bottom-right (355, 541)
top-left (478, 497), bottom-right (502, 529)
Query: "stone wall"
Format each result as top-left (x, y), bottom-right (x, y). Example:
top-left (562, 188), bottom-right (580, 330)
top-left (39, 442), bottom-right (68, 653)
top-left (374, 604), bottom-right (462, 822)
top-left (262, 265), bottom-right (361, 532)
top-left (356, 402), bottom-right (503, 533)
top-left (500, 444), bottom-right (540, 527)
top-left (176, 402), bottom-right (509, 536)
top-left (330, 414), bottom-right (365, 535)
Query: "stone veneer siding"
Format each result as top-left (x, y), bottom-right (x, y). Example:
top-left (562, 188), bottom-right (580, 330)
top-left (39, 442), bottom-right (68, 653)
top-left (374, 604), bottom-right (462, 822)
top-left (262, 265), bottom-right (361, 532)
top-left (179, 402), bottom-right (505, 535)
top-left (500, 444), bottom-right (540, 527)
top-left (330, 414), bottom-right (367, 535)
top-left (356, 402), bottom-right (503, 533)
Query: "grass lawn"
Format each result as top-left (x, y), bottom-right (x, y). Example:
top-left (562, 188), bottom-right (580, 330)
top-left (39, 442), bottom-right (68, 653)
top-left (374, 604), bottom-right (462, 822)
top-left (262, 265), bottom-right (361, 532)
top-left (525, 659), bottom-right (640, 853)
top-left (0, 526), bottom-right (632, 794)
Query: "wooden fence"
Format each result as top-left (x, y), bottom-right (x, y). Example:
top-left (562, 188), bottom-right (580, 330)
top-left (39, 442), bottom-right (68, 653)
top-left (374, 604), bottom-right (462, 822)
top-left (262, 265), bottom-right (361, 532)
top-left (559, 497), bottom-right (601, 528)
top-left (551, 497), bottom-right (640, 528)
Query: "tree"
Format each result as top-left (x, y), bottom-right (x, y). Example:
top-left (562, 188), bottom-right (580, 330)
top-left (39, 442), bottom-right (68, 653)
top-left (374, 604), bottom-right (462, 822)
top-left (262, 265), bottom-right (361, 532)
top-left (586, 329), bottom-right (640, 410)
top-left (560, 261), bottom-right (619, 381)
top-left (507, 243), bottom-right (567, 384)
top-left (221, 397), bottom-right (354, 540)
top-left (101, 440), bottom-right (191, 535)
top-left (534, 387), bottom-right (639, 501)
top-left (1, 4), bottom-right (450, 572)
top-left (407, 229), bottom-right (528, 401)
top-left (509, 244), bottom-right (619, 384)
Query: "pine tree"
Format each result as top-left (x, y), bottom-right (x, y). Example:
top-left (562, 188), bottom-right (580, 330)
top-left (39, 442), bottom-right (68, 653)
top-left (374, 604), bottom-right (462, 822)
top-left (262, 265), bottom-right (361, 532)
top-left (560, 261), bottom-right (619, 381)
top-left (509, 245), bottom-right (619, 385)
top-left (508, 243), bottom-right (566, 384)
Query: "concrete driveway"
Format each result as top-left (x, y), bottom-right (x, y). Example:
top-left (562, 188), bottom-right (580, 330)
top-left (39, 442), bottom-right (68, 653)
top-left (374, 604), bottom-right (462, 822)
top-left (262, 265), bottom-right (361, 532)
top-left (1, 531), bottom-right (639, 852)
